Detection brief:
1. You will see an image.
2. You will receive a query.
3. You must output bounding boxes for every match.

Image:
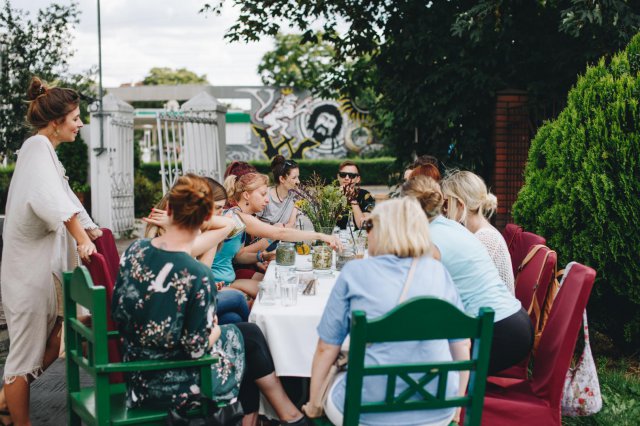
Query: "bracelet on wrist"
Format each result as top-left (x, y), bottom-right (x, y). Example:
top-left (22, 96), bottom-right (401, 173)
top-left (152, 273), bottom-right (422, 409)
top-left (256, 250), bottom-right (262, 262)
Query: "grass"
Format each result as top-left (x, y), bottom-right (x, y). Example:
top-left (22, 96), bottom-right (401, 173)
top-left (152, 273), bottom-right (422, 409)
top-left (562, 356), bottom-right (640, 425)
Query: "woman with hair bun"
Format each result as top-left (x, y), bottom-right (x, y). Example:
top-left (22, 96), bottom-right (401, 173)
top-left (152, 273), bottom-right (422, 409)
top-left (401, 176), bottom-right (532, 375)
top-left (114, 174), bottom-right (311, 425)
top-left (441, 170), bottom-right (515, 294)
top-left (256, 155), bottom-right (300, 226)
top-left (0, 77), bottom-right (102, 424)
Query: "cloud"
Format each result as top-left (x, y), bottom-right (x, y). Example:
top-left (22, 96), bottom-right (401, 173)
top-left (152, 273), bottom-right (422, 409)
top-left (17, 0), bottom-right (274, 86)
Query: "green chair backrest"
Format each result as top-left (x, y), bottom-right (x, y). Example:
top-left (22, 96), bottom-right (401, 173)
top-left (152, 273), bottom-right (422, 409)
top-left (343, 297), bottom-right (494, 426)
top-left (63, 266), bottom-right (116, 425)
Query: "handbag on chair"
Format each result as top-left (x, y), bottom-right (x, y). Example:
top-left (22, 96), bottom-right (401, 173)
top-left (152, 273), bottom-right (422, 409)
top-left (561, 310), bottom-right (602, 416)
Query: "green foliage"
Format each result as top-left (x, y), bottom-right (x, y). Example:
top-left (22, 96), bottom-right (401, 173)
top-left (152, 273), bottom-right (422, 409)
top-left (141, 67), bottom-right (209, 86)
top-left (512, 34), bottom-right (640, 350)
top-left (133, 172), bottom-right (162, 219)
top-left (0, 166), bottom-right (13, 214)
top-left (293, 174), bottom-right (347, 230)
top-left (202, 0), bottom-right (640, 174)
top-left (258, 33), bottom-right (335, 92)
top-left (57, 135), bottom-right (89, 191)
top-left (0, 0), bottom-right (80, 154)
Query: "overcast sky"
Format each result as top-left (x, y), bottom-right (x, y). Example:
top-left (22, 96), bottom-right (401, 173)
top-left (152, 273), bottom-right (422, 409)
top-left (16, 0), bottom-right (274, 87)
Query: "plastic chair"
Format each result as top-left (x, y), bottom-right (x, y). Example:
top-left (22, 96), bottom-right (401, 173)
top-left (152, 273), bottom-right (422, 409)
top-left (81, 252), bottom-right (124, 383)
top-left (502, 224), bottom-right (546, 277)
top-left (342, 297), bottom-right (495, 426)
top-left (481, 263), bottom-right (596, 426)
top-left (63, 266), bottom-right (219, 425)
top-left (92, 227), bottom-right (121, 281)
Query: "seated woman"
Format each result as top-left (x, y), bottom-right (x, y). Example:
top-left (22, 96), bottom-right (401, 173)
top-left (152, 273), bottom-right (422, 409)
top-left (113, 174), bottom-right (310, 425)
top-left (304, 197), bottom-right (470, 426)
top-left (257, 155), bottom-right (300, 226)
top-left (144, 177), bottom-right (250, 325)
top-left (402, 176), bottom-right (533, 374)
top-left (441, 170), bottom-right (515, 294)
top-left (214, 172), bottom-right (339, 298)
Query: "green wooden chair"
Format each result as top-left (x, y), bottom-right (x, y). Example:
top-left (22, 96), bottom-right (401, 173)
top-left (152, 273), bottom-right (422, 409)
top-left (341, 297), bottom-right (494, 426)
top-left (63, 266), bottom-right (220, 426)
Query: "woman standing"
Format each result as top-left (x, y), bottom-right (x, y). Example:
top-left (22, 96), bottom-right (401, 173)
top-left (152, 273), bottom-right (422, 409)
top-left (1, 77), bottom-right (100, 424)
top-left (257, 155), bottom-right (300, 226)
top-left (441, 170), bottom-right (515, 294)
top-left (402, 176), bottom-right (532, 374)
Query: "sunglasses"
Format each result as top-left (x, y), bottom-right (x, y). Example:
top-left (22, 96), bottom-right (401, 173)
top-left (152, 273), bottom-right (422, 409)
top-left (361, 218), bottom-right (374, 233)
top-left (338, 172), bottom-right (360, 179)
top-left (284, 159), bottom-right (297, 167)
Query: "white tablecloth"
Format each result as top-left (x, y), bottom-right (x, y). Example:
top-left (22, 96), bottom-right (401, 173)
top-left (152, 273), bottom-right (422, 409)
top-left (249, 255), bottom-right (338, 377)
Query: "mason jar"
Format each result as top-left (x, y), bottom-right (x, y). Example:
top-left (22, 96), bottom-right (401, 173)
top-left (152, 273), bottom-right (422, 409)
top-left (276, 242), bottom-right (296, 266)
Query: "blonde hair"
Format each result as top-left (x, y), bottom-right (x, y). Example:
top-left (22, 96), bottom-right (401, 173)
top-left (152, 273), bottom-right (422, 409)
top-left (441, 170), bottom-right (497, 224)
top-left (224, 172), bottom-right (269, 203)
top-left (368, 198), bottom-right (431, 258)
top-left (400, 176), bottom-right (444, 219)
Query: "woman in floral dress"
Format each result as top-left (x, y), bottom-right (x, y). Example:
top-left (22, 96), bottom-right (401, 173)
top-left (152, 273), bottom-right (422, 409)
top-left (113, 174), bottom-right (310, 425)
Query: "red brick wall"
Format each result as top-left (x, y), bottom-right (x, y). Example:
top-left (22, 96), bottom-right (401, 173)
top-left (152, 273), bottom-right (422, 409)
top-left (492, 90), bottom-right (530, 230)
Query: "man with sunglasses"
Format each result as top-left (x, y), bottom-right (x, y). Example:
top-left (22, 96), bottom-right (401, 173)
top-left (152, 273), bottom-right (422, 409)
top-left (336, 160), bottom-right (375, 230)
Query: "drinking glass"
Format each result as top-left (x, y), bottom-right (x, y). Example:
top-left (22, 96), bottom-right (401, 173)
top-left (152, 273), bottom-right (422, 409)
top-left (281, 283), bottom-right (298, 306)
top-left (258, 280), bottom-right (278, 306)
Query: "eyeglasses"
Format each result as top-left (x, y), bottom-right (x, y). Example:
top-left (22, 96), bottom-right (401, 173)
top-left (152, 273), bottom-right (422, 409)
top-left (338, 172), bottom-right (359, 179)
top-left (361, 218), bottom-right (374, 233)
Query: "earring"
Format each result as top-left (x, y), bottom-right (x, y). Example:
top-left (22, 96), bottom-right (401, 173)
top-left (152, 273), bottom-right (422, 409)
top-left (245, 201), bottom-right (249, 207)
top-left (54, 128), bottom-right (59, 136)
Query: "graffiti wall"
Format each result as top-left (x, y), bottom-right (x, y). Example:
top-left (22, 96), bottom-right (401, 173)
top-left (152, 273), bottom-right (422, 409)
top-left (226, 87), bottom-right (377, 161)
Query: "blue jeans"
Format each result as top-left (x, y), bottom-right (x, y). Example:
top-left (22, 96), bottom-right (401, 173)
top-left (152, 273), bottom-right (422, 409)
top-left (217, 288), bottom-right (250, 324)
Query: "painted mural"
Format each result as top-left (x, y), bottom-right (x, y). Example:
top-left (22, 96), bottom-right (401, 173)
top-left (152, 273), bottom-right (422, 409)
top-left (226, 87), bottom-right (377, 161)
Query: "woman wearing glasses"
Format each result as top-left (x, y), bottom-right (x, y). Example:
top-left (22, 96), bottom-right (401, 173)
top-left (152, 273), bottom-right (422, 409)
top-left (257, 155), bottom-right (300, 226)
top-left (304, 198), bottom-right (468, 425)
top-left (336, 161), bottom-right (375, 229)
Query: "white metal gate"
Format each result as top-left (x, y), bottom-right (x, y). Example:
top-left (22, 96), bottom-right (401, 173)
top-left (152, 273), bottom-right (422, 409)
top-left (156, 92), bottom-right (227, 194)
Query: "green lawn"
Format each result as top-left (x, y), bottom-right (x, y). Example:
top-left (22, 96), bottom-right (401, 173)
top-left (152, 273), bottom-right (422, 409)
top-left (562, 356), bottom-right (640, 425)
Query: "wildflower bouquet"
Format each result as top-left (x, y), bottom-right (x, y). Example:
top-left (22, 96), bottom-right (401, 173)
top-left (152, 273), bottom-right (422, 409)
top-left (293, 174), bottom-right (347, 232)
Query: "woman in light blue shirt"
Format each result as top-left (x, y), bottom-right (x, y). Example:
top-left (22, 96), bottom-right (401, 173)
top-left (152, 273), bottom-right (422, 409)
top-left (304, 198), bottom-right (470, 426)
top-left (402, 176), bottom-right (533, 374)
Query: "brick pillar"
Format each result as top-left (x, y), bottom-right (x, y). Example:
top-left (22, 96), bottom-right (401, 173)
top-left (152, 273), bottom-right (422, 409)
top-left (493, 90), bottom-right (530, 230)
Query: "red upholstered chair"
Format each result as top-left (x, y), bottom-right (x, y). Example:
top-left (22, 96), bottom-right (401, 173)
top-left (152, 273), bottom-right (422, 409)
top-left (481, 263), bottom-right (596, 426)
top-left (92, 227), bottom-right (121, 282)
top-left (493, 245), bottom-right (557, 380)
top-left (502, 224), bottom-right (546, 277)
top-left (81, 252), bottom-right (124, 383)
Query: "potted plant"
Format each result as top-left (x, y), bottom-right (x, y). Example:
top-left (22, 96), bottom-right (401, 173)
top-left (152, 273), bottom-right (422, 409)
top-left (293, 174), bottom-right (347, 271)
top-left (293, 174), bottom-right (347, 235)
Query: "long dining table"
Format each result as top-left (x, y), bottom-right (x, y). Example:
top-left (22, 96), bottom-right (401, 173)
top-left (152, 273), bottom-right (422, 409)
top-left (248, 254), bottom-right (341, 378)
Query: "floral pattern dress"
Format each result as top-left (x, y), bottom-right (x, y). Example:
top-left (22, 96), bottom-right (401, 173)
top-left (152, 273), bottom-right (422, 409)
top-left (112, 239), bottom-right (244, 410)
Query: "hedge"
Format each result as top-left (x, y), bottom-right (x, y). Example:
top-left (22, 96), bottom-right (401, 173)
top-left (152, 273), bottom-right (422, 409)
top-left (139, 157), bottom-right (396, 186)
top-left (512, 34), bottom-right (640, 351)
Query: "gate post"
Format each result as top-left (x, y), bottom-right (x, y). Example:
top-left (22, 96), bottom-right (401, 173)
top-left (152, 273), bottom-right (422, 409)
top-left (90, 94), bottom-right (135, 236)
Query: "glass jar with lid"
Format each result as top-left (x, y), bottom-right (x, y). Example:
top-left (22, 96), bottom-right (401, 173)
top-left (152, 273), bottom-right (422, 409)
top-left (276, 242), bottom-right (296, 266)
